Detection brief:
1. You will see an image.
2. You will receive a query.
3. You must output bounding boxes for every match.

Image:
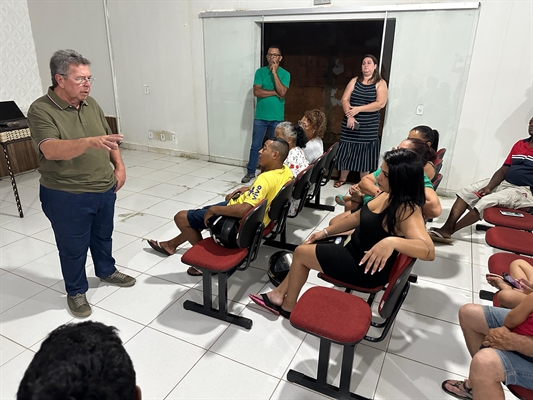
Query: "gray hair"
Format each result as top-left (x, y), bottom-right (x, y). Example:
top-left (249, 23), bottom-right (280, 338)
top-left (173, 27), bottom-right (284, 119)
top-left (276, 121), bottom-right (297, 143)
top-left (50, 49), bottom-right (91, 88)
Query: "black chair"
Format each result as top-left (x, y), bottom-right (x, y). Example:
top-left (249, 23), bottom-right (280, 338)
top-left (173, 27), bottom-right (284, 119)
top-left (433, 158), bottom-right (443, 175)
top-left (264, 165), bottom-right (313, 250)
top-left (321, 142), bottom-right (339, 186)
top-left (305, 152), bottom-right (333, 211)
top-left (287, 253), bottom-right (417, 399)
top-left (431, 173), bottom-right (443, 191)
top-left (182, 200), bottom-right (267, 329)
top-left (262, 179), bottom-right (295, 241)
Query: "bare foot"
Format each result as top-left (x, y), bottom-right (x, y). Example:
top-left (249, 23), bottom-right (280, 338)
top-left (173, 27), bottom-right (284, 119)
top-left (486, 275), bottom-right (511, 290)
top-left (429, 227), bottom-right (452, 239)
top-left (158, 240), bottom-right (176, 255)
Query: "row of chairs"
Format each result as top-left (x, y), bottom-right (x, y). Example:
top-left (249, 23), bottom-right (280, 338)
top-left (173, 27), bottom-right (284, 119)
top-left (477, 206), bottom-right (533, 400)
top-left (180, 142), bottom-right (340, 329)
top-left (179, 143), bottom-right (424, 399)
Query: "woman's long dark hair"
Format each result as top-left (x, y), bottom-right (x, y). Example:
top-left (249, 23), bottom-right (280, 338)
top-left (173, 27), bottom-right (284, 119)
top-left (411, 125), bottom-right (440, 151)
top-left (403, 138), bottom-right (437, 164)
top-left (382, 148), bottom-right (425, 235)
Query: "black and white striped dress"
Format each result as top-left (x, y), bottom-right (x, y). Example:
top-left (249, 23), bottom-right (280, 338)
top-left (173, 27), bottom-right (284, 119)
top-left (336, 80), bottom-right (381, 172)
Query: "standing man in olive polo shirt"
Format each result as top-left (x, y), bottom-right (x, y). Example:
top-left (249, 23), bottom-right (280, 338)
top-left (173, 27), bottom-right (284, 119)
top-left (27, 49), bottom-right (136, 318)
top-left (242, 45), bottom-right (291, 183)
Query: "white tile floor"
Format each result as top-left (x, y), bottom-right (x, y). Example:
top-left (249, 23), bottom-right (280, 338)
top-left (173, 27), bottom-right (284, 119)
top-left (0, 149), bottom-right (514, 399)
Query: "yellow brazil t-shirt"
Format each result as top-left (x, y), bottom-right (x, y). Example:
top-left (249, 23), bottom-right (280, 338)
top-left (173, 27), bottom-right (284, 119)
top-left (228, 165), bottom-right (293, 225)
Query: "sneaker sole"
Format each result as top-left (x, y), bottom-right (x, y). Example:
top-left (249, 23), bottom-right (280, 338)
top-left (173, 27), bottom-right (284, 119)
top-left (67, 304), bottom-right (92, 318)
top-left (100, 278), bottom-right (136, 287)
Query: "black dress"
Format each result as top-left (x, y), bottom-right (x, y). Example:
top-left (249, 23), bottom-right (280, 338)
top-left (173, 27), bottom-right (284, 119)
top-left (315, 202), bottom-right (398, 288)
top-left (336, 80), bottom-right (380, 172)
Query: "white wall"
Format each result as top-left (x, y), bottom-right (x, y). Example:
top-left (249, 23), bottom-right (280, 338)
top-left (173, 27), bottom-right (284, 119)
top-left (26, 0), bottom-right (116, 115)
top-left (2, 0), bottom-right (531, 194)
top-left (0, 0), bottom-right (42, 113)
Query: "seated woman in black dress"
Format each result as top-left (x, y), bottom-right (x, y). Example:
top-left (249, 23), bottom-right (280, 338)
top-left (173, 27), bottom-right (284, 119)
top-left (249, 148), bottom-right (435, 318)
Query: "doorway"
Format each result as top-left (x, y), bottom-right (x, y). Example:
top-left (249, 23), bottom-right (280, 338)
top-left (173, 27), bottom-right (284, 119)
top-left (263, 19), bottom-right (396, 153)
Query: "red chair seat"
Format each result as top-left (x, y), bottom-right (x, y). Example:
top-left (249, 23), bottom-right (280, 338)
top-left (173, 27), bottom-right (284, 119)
top-left (486, 227), bottom-right (533, 256)
top-left (484, 207), bottom-right (533, 231)
top-left (488, 253), bottom-right (533, 275)
top-left (290, 287), bottom-right (372, 344)
top-left (181, 238), bottom-right (248, 271)
top-left (508, 385), bottom-right (533, 400)
top-left (318, 272), bottom-right (385, 294)
top-left (263, 221), bottom-right (274, 237)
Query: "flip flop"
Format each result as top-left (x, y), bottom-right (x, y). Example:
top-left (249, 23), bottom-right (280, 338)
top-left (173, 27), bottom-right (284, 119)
top-left (187, 267), bottom-right (202, 276)
top-left (428, 230), bottom-right (453, 244)
top-left (147, 239), bottom-right (171, 256)
top-left (274, 304), bottom-right (291, 319)
top-left (335, 194), bottom-right (346, 206)
top-left (441, 379), bottom-right (473, 400)
top-left (333, 180), bottom-right (346, 188)
top-left (248, 293), bottom-right (280, 316)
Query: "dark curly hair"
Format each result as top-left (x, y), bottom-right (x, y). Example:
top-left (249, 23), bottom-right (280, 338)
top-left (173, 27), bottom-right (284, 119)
top-left (17, 321), bottom-right (137, 400)
top-left (303, 109), bottom-right (327, 139)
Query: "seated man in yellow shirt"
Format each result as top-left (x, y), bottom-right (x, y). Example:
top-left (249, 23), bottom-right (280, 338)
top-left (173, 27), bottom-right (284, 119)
top-left (148, 138), bottom-right (293, 275)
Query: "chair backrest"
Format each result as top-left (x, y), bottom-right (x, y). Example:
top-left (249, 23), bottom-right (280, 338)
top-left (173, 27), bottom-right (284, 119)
top-left (292, 164), bottom-right (314, 201)
top-left (267, 179), bottom-right (294, 225)
top-left (432, 173), bottom-right (443, 190)
top-left (436, 148), bottom-right (446, 160)
top-left (378, 254), bottom-right (417, 319)
top-left (236, 200), bottom-right (267, 248)
top-left (308, 152), bottom-right (327, 186)
top-left (321, 142), bottom-right (339, 185)
top-left (433, 158), bottom-right (443, 175)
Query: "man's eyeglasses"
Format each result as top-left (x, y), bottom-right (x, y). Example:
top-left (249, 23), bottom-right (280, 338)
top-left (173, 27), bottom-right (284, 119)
top-left (266, 53), bottom-right (281, 58)
top-left (298, 119), bottom-right (309, 129)
top-left (61, 75), bottom-right (95, 85)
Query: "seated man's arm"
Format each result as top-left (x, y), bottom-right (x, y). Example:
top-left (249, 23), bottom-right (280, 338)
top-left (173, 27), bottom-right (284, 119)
top-left (203, 203), bottom-right (253, 227)
top-left (422, 188), bottom-right (442, 219)
top-left (478, 165), bottom-right (509, 195)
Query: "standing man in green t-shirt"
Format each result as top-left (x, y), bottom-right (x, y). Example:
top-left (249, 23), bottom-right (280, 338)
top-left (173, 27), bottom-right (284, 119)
top-left (242, 45), bottom-right (291, 183)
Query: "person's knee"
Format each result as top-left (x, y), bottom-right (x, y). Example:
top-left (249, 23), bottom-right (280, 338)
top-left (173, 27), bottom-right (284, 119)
top-left (470, 348), bottom-right (505, 383)
top-left (459, 303), bottom-right (482, 329)
top-left (175, 210), bottom-right (189, 228)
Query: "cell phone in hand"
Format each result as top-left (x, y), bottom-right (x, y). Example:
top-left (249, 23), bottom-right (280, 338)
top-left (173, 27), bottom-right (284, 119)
top-left (500, 210), bottom-right (524, 217)
top-left (503, 272), bottom-right (523, 290)
top-left (231, 191), bottom-right (241, 200)
top-left (473, 191), bottom-right (483, 198)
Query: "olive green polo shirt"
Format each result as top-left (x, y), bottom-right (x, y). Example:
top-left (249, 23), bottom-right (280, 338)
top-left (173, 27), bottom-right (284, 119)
top-left (27, 88), bottom-right (116, 193)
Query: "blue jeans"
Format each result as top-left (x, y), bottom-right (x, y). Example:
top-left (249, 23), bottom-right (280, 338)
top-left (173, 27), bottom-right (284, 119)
top-left (246, 119), bottom-right (280, 174)
top-left (483, 306), bottom-right (533, 389)
top-left (40, 185), bottom-right (117, 296)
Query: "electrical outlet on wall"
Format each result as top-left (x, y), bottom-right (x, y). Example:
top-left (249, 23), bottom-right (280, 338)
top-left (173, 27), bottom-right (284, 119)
top-left (160, 132), bottom-right (166, 141)
top-left (148, 130), bottom-right (154, 139)
top-left (171, 132), bottom-right (177, 143)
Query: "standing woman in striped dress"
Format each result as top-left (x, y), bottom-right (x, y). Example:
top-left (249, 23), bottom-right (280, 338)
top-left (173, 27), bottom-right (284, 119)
top-left (334, 54), bottom-right (388, 187)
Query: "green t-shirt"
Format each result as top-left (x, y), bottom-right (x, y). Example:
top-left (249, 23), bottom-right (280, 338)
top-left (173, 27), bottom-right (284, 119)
top-left (363, 168), bottom-right (433, 204)
top-left (254, 66), bottom-right (290, 121)
top-left (27, 88), bottom-right (115, 194)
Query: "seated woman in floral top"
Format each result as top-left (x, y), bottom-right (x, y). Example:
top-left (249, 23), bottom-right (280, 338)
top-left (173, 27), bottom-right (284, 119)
top-left (274, 122), bottom-right (309, 216)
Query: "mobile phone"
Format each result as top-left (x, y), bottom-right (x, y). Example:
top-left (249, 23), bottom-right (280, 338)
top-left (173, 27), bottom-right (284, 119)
top-left (500, 210), bottom-right (524, 217)
top-left (503, 272), bottom-right (523, 290)
top-left (231, 191), bottom-right (241, 200)
top-left (473, 191), bottom-right (483, 198)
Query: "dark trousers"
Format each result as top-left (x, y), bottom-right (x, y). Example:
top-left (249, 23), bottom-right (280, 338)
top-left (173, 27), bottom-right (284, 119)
top-left (40, 185), bottom-right (117, 296)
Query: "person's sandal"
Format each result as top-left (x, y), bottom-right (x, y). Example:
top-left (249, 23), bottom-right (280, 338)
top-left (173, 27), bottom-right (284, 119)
top-left (441, 379), bottom-right (473, 399)
top-left (333, 180), bottom-right (346, 188)
top-left (335, 194), bottom-right (346, 206)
